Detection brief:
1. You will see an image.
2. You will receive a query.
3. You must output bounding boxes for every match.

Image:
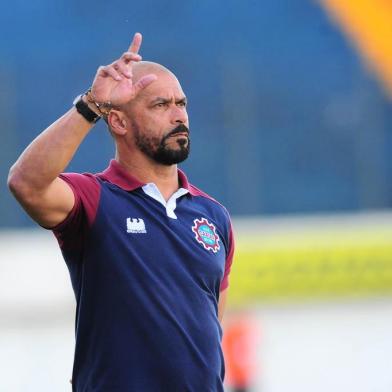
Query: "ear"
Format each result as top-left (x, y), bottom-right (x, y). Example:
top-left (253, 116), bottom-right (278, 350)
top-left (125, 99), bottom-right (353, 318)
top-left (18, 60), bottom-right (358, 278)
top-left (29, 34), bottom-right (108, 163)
top-left (108, 110), bottom-right (128, 136)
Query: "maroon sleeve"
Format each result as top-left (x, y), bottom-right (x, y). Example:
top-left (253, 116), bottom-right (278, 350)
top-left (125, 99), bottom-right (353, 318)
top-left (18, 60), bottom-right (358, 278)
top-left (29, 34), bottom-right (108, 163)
top-left (220, 221), bottom-right (235, 291)
top-left (52, 173), bottom-right (101, 251)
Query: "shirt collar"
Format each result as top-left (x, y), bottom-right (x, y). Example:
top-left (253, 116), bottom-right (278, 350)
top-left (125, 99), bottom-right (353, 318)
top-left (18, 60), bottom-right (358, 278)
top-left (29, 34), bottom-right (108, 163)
top-left (97, 159), bottom-right (197, 195)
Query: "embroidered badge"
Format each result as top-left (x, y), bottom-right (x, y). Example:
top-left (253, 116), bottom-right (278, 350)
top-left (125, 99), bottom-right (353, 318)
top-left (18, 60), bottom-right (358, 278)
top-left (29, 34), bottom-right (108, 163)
top-left (126, 218), bottom-right (147, 234)
top-left (192, 218), bottom-right (220, 253)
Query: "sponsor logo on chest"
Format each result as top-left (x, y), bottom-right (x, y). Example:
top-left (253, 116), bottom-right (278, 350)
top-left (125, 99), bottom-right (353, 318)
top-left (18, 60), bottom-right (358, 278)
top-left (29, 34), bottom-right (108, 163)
top-left (192, 218), bottom-right (220, 253)
top-left (126, 218), bottom-right (147, 234)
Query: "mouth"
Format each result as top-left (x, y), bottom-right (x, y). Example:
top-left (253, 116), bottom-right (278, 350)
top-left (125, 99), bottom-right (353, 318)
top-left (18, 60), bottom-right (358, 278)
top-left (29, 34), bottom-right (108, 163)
top-left (165, 132), bottom-right (189, 148)
top-left (166, 124), bottom-right (190, 140)
top-left (170, 132), bottom-right (189, 138)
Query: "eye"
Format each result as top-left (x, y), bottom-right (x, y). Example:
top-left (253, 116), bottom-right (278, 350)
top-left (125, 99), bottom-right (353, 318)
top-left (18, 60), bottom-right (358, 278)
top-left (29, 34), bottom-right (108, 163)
top-left (177, 101), bottom-right (187, 107)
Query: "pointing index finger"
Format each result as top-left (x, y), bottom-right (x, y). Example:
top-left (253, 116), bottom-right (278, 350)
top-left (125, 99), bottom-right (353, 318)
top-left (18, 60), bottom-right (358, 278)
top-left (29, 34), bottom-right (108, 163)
top-left (128, 32), bottom-right (142, 54)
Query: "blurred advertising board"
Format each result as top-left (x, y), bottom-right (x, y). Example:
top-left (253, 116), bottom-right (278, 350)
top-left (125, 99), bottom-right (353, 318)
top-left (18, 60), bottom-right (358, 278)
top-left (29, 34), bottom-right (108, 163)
top-left (230, 212), bottom-right (392, 305)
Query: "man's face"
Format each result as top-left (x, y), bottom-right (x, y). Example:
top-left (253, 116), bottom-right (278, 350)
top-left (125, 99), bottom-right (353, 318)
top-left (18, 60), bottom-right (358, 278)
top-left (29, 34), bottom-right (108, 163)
top-left (127, 72), bottom-right (190, 165)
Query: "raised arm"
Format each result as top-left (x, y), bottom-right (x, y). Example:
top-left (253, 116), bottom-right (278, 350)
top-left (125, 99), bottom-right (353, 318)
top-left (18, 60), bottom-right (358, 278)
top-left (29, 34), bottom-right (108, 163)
top-left (8, 33), bottom-right (156, 228)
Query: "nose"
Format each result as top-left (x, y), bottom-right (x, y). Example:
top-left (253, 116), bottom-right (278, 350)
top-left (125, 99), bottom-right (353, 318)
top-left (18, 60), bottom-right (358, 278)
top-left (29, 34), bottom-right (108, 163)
top-left (170, 105), bottom-right (188, 125)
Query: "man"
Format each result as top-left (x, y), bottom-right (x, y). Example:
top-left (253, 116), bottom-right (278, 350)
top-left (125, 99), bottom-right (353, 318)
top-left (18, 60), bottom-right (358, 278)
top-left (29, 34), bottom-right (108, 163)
top-left (8, 33), bottom-right (234, 391)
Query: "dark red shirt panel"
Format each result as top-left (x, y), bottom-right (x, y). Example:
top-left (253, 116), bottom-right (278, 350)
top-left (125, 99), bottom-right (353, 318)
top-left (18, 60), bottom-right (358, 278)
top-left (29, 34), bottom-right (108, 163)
top-left (220, 222), bottom-right (235, 291)
top-left (53, 173), bottom-right (100, 251)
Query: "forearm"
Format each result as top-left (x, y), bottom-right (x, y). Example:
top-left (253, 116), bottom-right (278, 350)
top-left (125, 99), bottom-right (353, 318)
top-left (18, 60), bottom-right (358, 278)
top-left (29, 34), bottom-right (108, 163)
top-left (8, 107), bottom-right (93, 193)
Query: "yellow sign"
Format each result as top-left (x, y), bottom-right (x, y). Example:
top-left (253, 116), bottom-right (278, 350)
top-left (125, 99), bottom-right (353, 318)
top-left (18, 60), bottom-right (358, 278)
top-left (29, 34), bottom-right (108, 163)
top-left (229, 215), bottom-right (392, 305)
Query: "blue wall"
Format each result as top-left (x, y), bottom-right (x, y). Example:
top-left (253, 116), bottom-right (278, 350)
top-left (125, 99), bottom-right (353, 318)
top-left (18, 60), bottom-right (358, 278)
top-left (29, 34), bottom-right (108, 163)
top-left (1, 0), bottom-right (391, 227)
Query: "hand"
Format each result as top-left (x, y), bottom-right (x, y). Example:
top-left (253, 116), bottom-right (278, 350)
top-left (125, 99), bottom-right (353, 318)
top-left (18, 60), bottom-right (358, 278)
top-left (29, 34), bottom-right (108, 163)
top-left (90, 33), bottom-right (157, 107)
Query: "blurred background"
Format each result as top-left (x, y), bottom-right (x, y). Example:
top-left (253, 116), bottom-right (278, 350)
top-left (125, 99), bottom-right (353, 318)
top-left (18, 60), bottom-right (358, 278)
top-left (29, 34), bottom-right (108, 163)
top-left (1, 0), bottom-right (392, 391)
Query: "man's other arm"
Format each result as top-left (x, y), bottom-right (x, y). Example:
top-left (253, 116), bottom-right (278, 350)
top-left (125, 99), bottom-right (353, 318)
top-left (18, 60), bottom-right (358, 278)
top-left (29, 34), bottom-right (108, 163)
top-left (218, 288), bottom-right (228, 322)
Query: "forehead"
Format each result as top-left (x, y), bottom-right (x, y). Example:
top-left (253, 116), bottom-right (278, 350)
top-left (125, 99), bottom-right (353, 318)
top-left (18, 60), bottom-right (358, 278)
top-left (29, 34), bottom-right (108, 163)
top-left (136, 72), bottom-right (186, 101)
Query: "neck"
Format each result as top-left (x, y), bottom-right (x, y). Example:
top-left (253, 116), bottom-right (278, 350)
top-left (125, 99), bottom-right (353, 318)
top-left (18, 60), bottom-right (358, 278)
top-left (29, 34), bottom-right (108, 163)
top-left (116, 151), bottom-right (180, 201)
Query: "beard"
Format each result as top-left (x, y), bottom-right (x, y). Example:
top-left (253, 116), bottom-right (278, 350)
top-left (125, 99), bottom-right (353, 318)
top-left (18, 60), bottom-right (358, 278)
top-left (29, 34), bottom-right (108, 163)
top-left (134, 123), bottom-right (190, 165)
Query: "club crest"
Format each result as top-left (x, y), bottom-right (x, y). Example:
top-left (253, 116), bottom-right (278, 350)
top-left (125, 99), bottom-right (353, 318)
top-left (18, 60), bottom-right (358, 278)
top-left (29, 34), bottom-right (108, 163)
top-left (192, 218), bottom-right (220, 253)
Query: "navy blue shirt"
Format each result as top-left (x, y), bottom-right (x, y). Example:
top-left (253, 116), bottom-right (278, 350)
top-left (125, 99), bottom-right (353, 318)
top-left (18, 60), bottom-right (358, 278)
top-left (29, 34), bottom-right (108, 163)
top-left (53, 160), bottom-right (234, 392)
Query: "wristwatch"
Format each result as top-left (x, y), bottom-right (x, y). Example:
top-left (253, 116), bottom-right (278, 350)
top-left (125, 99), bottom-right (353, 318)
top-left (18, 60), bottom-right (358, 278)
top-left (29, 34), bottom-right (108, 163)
top-left (73, 94), bottom-right (101, 124)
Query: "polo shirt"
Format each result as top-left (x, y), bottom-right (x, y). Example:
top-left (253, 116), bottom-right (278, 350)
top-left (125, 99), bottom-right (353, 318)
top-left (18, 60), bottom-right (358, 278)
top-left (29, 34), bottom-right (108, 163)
top-left (53, 160), bottom-right (235, 392)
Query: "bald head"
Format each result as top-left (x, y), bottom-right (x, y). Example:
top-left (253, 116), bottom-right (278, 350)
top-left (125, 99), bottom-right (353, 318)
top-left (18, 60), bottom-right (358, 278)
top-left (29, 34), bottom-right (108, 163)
top-left (132, 61), bottom-right (176, 84)
top-left (120, 61), bottom-right (186, 113)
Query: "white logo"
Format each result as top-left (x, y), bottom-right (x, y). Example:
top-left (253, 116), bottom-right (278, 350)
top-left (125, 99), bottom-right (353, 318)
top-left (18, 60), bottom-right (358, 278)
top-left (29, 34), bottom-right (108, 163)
top-left (126, 218), bottom-right (147, 234)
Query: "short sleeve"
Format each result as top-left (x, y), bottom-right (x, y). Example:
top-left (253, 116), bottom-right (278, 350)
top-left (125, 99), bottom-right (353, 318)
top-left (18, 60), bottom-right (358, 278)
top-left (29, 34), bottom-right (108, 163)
top-left (52, 173), bottom-right (101, 252)
top-left (220, 220), bottom-right (235, 291)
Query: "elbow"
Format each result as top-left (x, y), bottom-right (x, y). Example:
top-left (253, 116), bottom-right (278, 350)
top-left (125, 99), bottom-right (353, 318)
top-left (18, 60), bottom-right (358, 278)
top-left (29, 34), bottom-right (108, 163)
top-left (7, 165), bottom-right (19, 194)
top-left (7, 165), bottom-right (30, 201)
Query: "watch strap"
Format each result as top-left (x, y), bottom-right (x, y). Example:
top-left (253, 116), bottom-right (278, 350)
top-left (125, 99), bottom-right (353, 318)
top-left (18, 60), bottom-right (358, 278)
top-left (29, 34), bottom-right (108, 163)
top-left (74, 95), bottom-right (101, 124)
